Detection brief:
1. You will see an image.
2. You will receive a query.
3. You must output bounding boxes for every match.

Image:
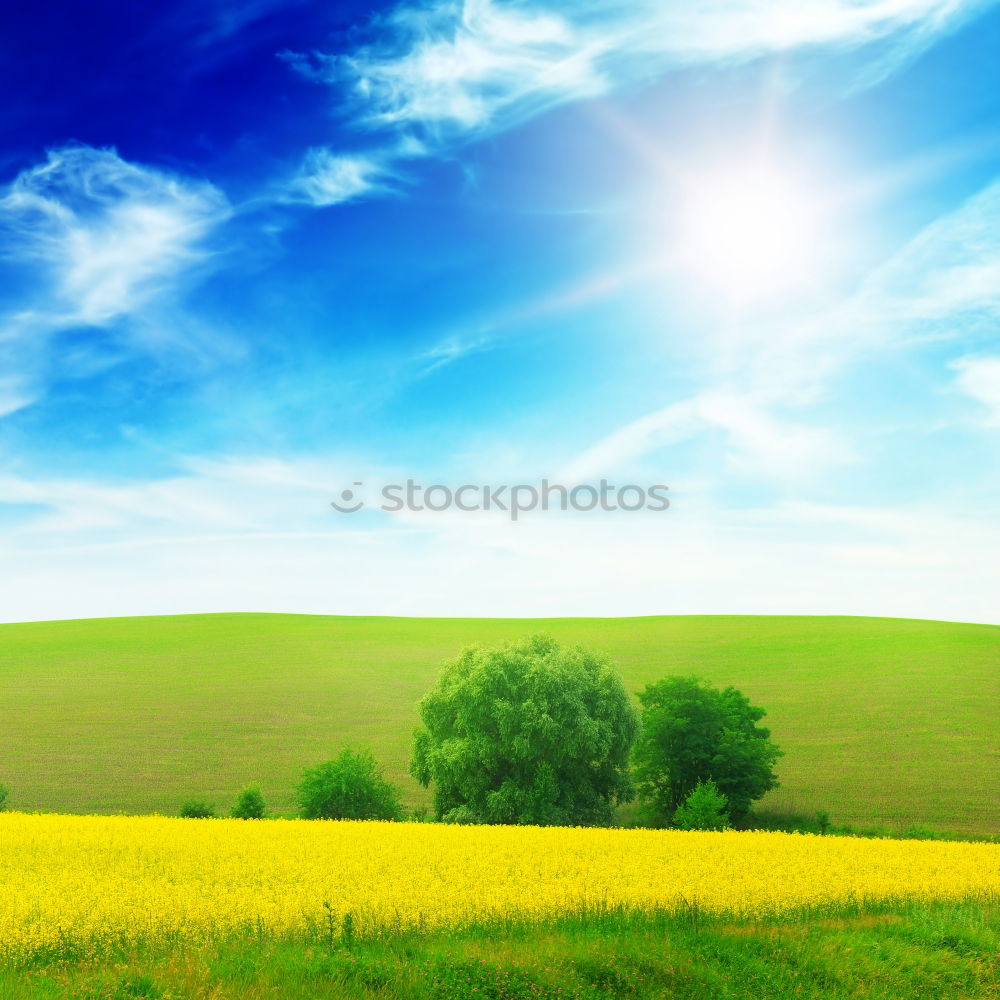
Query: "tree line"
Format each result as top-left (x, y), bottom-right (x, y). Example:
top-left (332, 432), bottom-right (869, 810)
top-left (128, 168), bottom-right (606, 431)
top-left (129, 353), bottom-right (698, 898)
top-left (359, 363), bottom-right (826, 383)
top-left (181, 634), bottom-right (780, 829)
top-left (410, 633), bottom-right (781, 830)
top-left (0, 634), bottom-right (781, 830)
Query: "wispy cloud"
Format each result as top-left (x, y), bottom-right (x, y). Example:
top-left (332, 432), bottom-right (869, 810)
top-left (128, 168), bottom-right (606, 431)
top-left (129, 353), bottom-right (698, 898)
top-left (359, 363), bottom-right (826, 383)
top-left (0, 145), bottom-right (232, 414)
top-left (3, 467), bottom-right (997, 624)
top-left (952, 356), bottom-right (1000, 425)
top-left (854, 176), bottom-right (1000, 335)
top-left (0, 145), bottom-right (229, 325)
top-left (0, 373), bottom-right (35, 419)
top-left (270, 0), bottom-right (999, 224)
top-left (0, 455), bottom-right (357, 538)
top-left (336, 0), bottom-right (602, 134)
top-left (563, 163), bottom-right (1000, 485)
top-left (299, 0), bottom-right (996, 143)
top-left (760, 173), bottom-right (1000, 401)
top-left (561, 391), bottom-right (856, 484)
top-left (281, 147), bottom-right (395, 207)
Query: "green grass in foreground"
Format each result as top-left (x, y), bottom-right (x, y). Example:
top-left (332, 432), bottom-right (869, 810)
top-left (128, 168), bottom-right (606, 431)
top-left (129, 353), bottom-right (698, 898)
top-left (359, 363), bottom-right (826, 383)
top-left (0, 613), bottom-right (997, 832)
top-left (3, 900), bottom-right (997, 1000)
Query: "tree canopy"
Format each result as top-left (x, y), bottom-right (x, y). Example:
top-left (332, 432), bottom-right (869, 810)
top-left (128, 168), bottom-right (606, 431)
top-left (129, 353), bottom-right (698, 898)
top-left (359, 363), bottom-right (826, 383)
top-left (634, 676), bottom-right (781, 824)
top-left (410, 634), bottom-right (640, 826)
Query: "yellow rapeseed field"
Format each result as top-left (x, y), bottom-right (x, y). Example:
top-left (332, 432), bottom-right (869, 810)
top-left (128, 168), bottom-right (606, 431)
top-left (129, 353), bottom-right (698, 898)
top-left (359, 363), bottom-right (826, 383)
top-left (2, 813), bottom-right (997, 965)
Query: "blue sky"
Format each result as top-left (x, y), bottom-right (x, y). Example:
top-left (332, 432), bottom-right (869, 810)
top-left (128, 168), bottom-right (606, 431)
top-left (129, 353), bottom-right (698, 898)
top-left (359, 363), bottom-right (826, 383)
top-left (1, 0), bottom-right (999, 623)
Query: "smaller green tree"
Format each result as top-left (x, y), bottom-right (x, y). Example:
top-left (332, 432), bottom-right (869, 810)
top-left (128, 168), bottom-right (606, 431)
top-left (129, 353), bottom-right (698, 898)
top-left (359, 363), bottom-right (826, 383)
top-left (298, 748), bottom-right (403, 821)
top-left (179, 800), bottom-right (215, 819)
top-left (634, 676), bottom-right (782, 826)
top-left (673, 779), bottom-right (729, 831)
top-left (0, 783), bottom-right (9, 811)
top-left (231, 785), bottom-right (266, 819)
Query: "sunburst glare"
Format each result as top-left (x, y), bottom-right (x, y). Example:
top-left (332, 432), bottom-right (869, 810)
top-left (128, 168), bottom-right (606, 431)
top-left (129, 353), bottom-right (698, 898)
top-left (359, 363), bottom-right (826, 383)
top-left (677, 158), bottom-right (826, 305)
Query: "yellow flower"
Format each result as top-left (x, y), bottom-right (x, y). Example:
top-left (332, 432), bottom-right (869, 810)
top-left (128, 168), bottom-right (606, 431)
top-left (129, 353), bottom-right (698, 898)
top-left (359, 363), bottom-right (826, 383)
top-left (1, 813), bottom-right (997, 965)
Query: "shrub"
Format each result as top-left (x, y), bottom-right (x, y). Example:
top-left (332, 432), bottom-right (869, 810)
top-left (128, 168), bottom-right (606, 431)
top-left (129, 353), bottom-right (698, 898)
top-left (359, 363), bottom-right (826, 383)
top-left (297, 748), bottom-right (403, 821)
top-left (673, 779), bottom-right (729, 831)
top-left (0, 783), bottom-right (8, 811)
top-left (179, 800), bottom-right (215, 819)
top-left (411, 634), bottom-right (639, 826)
top-left (904, 824), bottom-right (939, 840)
top-left (231, 785), bottom-right (266, 820)
top-left (816, 810), bottom-right (832, 835)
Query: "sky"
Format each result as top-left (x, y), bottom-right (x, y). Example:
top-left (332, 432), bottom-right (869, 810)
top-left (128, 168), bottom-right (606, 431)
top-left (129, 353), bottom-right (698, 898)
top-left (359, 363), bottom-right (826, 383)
top-left (1, 0), bottom-right (999, 623)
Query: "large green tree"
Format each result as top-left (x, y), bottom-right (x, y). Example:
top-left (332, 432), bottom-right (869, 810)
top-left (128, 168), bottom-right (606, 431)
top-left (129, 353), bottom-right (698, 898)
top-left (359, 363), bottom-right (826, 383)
top-left (410, 634), bottom-right (640, 826)
top-left (634, 676), bottom-right (782, 824)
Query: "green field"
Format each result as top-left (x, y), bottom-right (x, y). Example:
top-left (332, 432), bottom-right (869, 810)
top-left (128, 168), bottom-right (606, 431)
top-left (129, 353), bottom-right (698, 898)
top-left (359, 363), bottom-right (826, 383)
top-left (5, 900), bottom-right (998, 1000)
top-left (1, 613), bottom-right (997, 833)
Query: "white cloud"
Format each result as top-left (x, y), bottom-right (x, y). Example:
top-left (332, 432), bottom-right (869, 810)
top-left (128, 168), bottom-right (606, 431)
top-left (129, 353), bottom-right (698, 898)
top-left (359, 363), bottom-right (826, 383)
top-left (743, 173), bottom-right (1000, 406)
top-left (284, 147), bottom-right (393, 206)
top-left (560, 163), bottom-right (1000, 487)
top-left (1, 482), bottom-right (996, 625)
top-left (0, 445), bottom-right (995, 624)
top-left (561, 391), bottom-right (856, 484)
top-left (0, 455), bottom-right (366, 538)
top-left (0, 373), bottom-right (35, 418)
top-left (952, 355), bottom-right (1000, 425)
top-left (315, 0), bottom-right (994, 140)
top-left (0, 146), bottom-right (232, 414)
top-left (612, 0), bottom-right (990, 62)
top-left (1, 146), bottom-right (229, 325)
top-left (273, 0), bottom-right (996, 222)
top-left (338, 0), bottom-right (603, 133)
top-left (856, 176), bottom-right (1000, 329)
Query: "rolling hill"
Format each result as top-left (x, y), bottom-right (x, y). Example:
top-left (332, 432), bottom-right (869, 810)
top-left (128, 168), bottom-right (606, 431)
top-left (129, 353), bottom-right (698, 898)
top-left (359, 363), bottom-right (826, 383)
top-left (1, 613), bottom-right (996, 833)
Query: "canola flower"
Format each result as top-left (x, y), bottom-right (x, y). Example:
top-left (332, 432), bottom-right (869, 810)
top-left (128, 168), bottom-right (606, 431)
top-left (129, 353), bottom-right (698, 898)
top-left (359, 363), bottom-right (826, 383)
top-left (1, 813), bottom-right (997, 965)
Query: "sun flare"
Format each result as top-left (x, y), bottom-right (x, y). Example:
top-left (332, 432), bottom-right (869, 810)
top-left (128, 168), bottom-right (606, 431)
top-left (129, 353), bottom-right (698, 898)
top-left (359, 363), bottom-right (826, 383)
top-left (678, 161), bottom-right (824, 304)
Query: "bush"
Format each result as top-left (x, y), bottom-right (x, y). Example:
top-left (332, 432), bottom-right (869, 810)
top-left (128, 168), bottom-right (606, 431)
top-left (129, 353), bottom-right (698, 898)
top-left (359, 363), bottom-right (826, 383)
top-left (179, 800), bottom-right (215, 819)
top-left (297, 748), bottom-right (403, 821)
top-left (673, 779), bottom-right (729, 831)
top-left (231, 785), bottom-right (266, 820)
top-left (0, 783), bottom-right (8, 811)
top-left (411, 634), bottom-right (639, 826)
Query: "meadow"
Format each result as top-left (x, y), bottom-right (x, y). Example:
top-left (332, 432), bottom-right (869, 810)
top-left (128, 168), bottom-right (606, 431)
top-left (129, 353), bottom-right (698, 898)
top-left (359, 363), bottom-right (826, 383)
top-left (6, 900), bottom-right (999, 1000)
top-left (1, 614), bottom-right (997, 833)
top-left (2, 813), bottom-right (998, 999)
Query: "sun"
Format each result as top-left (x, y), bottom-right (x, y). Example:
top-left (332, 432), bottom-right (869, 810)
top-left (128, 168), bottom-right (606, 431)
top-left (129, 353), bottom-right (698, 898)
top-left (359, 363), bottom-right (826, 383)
top-left (677, 159), bottom-right (824, 305)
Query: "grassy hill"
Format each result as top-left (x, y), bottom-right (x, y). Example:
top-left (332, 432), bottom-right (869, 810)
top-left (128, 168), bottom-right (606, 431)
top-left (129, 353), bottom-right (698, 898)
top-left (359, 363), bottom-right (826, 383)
top-left (0, 613), bottom-right (996, 833)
